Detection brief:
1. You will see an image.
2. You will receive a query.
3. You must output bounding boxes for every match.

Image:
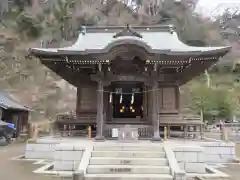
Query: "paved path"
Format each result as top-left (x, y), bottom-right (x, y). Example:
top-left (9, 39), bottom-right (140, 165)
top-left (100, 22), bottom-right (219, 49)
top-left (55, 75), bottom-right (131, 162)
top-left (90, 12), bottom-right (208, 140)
top-left (0, 143), bottom-right (61, 180)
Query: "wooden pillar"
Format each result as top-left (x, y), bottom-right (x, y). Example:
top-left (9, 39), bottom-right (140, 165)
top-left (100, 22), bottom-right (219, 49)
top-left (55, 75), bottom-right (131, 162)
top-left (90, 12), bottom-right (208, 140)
top-left (184, 125), bottom-right (188, 138)
top-left (76, 87), bottom-right (82, 119)
top-left (199, 124), bottom-right (203, 139)
top-left (152, 80), bottom-right (161, 141)
top-left (13, 114), bottom-right (20, 138)
top-left (0, 107), bottom-right (2, 120)
top-left (95, 80), bottom-right (105, 141)
top-left (49, 121), bottom-right (55, 136)
top-left (143, 85), bottom-right (148, 120)
top-left (106, 86), bottom-right (113, 122)
top-left (103, 87), bottom-right (108, 121)
top-left (27, 122), bottom-right (34, 139)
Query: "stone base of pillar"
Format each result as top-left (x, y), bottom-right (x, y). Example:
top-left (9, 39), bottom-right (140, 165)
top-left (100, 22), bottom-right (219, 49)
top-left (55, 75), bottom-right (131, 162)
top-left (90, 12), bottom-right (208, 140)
top-left (151, 132), bottom-right (162, 142)
top-left (94, 135), bottom-right (105, 141)
top-left (151, 136), bottom-right (162, 142)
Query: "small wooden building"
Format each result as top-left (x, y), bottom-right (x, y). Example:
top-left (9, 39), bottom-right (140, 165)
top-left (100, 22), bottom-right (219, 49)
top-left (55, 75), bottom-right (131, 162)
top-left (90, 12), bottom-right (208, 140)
top-left (0, 90), bottom-right (30, 137)
top-left (29, 25), bottom-right (231, 140)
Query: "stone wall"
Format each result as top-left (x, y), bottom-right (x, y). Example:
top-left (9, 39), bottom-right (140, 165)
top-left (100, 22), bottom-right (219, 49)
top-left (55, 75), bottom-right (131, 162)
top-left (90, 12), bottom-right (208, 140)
top-left (53, 144), bottom-right (84, 171)
top-left (172, 141), bottom-right (236, 173)
top-left (201, 142), bottom-right (236, 163)
top-left (174, 146), bottom-right (205, 174)
top-left (25, 142), bottom-right (57, 159)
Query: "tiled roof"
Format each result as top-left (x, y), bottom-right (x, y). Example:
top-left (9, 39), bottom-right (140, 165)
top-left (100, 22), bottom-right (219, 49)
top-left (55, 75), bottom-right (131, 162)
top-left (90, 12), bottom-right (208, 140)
top-left (0, 90), bottom-right (31, 111)
top-left (29, 25), bottom-right (231, 56)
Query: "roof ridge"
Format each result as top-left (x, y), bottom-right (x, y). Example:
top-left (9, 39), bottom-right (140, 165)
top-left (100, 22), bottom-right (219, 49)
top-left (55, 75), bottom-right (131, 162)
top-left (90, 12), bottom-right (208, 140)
top-left (82, 25), bottom-right (176, 33)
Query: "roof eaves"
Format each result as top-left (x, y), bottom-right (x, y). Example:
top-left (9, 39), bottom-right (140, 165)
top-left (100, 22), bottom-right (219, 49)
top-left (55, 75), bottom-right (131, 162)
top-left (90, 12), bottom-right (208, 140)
top-left (0, 91), bottom-right (32, 112)
top-left (164, 46), bottom-right (231, 56)
top-left (0, 104), bottom-right (8, 109)
top-left (29, 39), bottom-right (231, 58)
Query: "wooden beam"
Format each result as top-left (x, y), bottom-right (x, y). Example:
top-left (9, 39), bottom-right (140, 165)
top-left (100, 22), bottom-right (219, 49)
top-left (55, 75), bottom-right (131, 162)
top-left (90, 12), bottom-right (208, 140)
top-left (90, 73), bottom-right (175, 83)
top-left (177, 61), bottom-right (215, 85)
top-left (95, 80), bottom-right (105, 141)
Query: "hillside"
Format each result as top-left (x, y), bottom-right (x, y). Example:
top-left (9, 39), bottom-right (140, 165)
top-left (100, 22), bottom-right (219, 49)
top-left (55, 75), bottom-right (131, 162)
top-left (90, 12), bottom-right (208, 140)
top-left (0, 0), bottom-right (239, 121)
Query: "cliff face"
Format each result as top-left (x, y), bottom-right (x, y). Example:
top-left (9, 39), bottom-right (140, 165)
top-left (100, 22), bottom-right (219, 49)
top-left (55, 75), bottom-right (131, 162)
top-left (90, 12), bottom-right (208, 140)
top-left (0, 32), bottom-right (77, 121)
top-left (0, 0), bottom-right (239, 122)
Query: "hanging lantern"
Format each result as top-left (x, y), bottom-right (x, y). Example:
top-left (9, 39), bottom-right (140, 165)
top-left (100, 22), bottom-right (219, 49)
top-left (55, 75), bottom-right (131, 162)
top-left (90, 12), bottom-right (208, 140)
top-left (120, 106), bottom-right (124, 113)
top-left (109, 92), bottom-right (112, 103)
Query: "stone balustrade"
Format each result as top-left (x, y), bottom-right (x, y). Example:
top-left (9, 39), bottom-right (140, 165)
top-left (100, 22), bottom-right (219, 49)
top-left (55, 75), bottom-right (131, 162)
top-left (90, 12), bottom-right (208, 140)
top-left (164, 145), bottom-right (186, 180)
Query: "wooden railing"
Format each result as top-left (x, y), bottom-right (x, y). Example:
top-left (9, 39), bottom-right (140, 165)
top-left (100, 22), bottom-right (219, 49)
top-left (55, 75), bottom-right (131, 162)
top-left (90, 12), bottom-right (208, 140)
top-left (158, 114), bottom-right (201, 125)
top-left (57, 114), bottom-right (77, 121)
top-left (56, 113), bottom-right (96, 123)
top-left (182, 115), bottom-right (201, 121)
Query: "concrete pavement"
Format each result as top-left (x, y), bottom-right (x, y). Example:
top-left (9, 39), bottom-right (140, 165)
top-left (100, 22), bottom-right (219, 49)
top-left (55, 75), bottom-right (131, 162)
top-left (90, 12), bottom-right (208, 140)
top-left (0, 143), bottom-right (59, 180)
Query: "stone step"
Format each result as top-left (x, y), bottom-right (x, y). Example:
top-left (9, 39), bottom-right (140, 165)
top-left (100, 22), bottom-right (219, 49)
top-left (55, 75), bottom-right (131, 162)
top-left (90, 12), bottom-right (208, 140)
top-left (85, 174), bottom-right (173, 180)
top-left (91, 151), bottom-right (166, 158)
top-left (87, 165), bottom-right (171, 174)
top-left (93, 145), bottom-right (164, 151)
top-left (90, 157), bottom-right (168, 166)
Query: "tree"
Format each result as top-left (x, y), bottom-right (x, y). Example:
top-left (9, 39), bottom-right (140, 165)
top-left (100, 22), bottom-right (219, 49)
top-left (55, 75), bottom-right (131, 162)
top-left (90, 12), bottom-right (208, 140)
top-left (214, 89), bottom-right (233, 120)
top-left (13, 0), bottom-right (31, 12)
top-left (45, 0), bottom-right (76, 40)
top-left (16, 12), bottom-right (42, 39)
top-left (189, 85), bottom-right (217, 121)
top-left (0, 0), bottom-right (9, 20)
top-left (189, 85), bottom-right (235, 121)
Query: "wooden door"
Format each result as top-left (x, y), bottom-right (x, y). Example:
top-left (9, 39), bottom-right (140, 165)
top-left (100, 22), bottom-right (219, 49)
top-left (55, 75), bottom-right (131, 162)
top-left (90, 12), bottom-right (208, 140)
top-left (76, 84), bottom-right (97, 113)
top-left (158, 87), bottom-right (179, 113)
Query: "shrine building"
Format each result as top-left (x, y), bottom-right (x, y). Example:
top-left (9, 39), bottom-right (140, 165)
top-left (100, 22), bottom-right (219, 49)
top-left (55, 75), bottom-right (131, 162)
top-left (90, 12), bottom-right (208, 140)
top-left (29, 25), bottom-right (230, 140)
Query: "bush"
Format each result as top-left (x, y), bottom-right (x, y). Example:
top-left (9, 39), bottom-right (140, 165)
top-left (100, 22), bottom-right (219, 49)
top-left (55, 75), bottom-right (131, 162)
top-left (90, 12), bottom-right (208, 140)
top-left (16, 12), bottom-right (42, 39)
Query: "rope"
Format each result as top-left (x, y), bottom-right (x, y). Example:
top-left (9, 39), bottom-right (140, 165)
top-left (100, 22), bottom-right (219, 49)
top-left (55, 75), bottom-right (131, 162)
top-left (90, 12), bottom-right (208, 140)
top-left (96, 88), bottom-right (165, 94)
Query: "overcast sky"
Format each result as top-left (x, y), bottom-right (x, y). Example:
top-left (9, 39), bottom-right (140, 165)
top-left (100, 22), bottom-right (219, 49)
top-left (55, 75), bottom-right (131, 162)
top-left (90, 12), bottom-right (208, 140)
top-left (199, 0), bottom-right (240, 7)
top-left (197, 0), bottom-right (240, 16)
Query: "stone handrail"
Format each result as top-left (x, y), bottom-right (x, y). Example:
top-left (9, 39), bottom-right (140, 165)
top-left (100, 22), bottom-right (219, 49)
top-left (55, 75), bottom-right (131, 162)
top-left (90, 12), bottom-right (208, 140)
top-left (163, 145), bottom-right (186, 180)
top-left (77, 145), bottom-right (93, 175)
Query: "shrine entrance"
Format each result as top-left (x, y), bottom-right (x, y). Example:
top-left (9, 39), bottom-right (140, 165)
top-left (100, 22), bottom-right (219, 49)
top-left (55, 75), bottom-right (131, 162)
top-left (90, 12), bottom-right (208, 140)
top-left (112, 82), bottom-right (143, 119)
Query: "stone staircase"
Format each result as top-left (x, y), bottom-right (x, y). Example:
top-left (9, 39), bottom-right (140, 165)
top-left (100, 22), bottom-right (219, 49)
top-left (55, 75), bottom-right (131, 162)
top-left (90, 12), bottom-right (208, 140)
top-left (84, 144), bottom-right (173, 180)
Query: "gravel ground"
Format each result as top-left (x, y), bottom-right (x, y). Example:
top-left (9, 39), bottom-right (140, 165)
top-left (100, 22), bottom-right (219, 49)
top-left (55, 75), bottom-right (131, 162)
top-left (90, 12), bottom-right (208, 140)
top-left (0, 142), bottom-right (66, 180)
top-left (1, 140), bottom-right (240, 180)
top-left (219, 164), bottom-right (240, 180)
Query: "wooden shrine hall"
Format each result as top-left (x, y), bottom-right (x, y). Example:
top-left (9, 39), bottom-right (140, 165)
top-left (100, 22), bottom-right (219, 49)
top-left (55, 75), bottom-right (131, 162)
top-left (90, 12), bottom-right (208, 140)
top-left (29, 25), bottom-right (230, 140)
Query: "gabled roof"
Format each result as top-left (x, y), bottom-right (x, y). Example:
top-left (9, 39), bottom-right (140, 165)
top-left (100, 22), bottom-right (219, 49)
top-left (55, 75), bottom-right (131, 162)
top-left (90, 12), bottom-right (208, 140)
top-left (29, 25), bottom-right (231, 57)
top-left (0, 90), bottom-right (31, 111)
